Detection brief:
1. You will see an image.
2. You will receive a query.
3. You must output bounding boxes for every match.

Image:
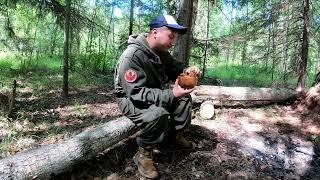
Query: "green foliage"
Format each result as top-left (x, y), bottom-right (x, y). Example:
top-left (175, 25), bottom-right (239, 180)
top-left (203, 63), bottom-right (298, 88)
top-left (0, 55), bottom-right (109, 92)
top-left (0, 58), bottom-right (15, 72)
top-left (77, 51), bottom-right (117, 73)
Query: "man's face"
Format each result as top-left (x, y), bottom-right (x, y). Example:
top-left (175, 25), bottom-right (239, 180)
top-left (154, 27), bottom-right (178, 52)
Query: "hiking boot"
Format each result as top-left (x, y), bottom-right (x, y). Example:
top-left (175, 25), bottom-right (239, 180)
top-left (175, 132), bottom-right (193, 149)
top-left (133, 146), bottom-right (159, 179)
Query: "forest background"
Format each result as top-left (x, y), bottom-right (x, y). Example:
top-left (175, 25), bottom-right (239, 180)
top-left (0, 0), bottom-right (319, 157)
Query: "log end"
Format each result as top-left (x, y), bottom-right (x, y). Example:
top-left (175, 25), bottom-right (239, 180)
top-left (199, 101), bottom-right (215, 120)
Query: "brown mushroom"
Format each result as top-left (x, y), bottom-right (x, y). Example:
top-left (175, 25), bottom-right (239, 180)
top-left (178, 72), bottom-right (198, 89)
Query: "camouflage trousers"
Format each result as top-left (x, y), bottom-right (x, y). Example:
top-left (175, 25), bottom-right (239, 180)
top-left (117, 95), bottom-right (192, 148)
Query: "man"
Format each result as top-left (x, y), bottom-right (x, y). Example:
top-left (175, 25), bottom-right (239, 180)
top-left (114, 14), bottom-right (201, 179)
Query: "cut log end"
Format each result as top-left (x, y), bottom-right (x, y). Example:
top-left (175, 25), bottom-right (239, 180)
top-left (199, 101), bottom-right (215, 120)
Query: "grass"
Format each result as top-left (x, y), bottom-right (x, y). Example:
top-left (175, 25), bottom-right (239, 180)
top-left (0, 55), bottom-right (111, 93)
top-left (204, 64), bottom-right (314, 88)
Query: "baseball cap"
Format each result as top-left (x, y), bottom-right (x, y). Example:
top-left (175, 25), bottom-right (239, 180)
top-left (149, 15), bottom-right (187, 34)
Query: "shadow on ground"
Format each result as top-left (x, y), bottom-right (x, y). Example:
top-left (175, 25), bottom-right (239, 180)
top-left (52, 125), bottom-right (218, 180)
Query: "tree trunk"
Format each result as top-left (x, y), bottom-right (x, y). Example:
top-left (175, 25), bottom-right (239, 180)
top-left (202, 0), bottom-right (210, 78)
top-left (241, 1), bottom-right (249, 66)
top-left (192, 85), bottom-right (298, 106)
top-left (265, 1), bottom-right (271, 70)
top-left (137, 0), bottom-right (141, 33)
top-left (232, 40), bottom-right (236, 64)
top-left (75, 0), bottom-right (81, 60)
top-left (103, 0), bottom-right (114, 62)
top-left (62, 0), bottom-right (71, 98)
top-left (241, 41), bottom-right (247, 66)
top-left (271, 18), bottom-right (276, 82)
top-left (87, 0), bottom-right (97, 60)
top-left (316, 41), bottom-right (320, 72)
top-left (129, 0), bottom-right (134, 35)
top-left (282, 0), bottom-right (290, 83)
top-left (265, 23), bottom-right (271, 69)
top-left (0, 117), bottom-right (136, 180)
top-left (50, 23), bottom-right (58, 56)
top-left (297, 0), bottom-right (310, 91)
top-left (29, 9), bottom-right (40, 60)
top-left (173, 0), bottom-right (198, 65)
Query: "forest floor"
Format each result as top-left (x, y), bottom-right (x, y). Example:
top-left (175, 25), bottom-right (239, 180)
top-left (61, 105), bottom-right (320, 180)
top-left (1, 84), bottom-right (320, 179)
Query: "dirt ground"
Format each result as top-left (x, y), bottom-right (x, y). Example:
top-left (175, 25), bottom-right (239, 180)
top-left (55, 105), bottom-right (320, 179)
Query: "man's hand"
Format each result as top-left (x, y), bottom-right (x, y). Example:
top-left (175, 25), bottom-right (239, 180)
top-left (172, 79), bottom-right (195, 98)
top-left (184, 66), bottom-right (202, 77)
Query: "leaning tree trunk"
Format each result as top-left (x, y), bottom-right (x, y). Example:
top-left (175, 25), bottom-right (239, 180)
top-left (173, 0), bottom-right (198, 65)
top-left (0, 117), bottom-right (136, 180)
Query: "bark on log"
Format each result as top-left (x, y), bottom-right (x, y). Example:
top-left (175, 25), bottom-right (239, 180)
top-left (0, 116), bottom-right (136, 180)
top-left (192, 85), bottom-right (298, 107)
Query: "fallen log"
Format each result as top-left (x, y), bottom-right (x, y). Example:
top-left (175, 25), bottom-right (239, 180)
top-left (192, 85), bottom-right (298, 107)
top-left (199, 101), bottom-right (215, 119)
top-left (0, 116), bottom-right (136, 180)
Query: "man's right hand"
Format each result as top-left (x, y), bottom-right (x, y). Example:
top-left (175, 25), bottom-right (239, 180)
top-left (172, 79), bottom-right (195, 98)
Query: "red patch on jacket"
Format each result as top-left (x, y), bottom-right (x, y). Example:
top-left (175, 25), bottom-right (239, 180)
top-left (124, 69), bottom-right (137, 83)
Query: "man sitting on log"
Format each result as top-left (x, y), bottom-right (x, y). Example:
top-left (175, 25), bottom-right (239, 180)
top-left (114, 14), bottom-right (201, 179)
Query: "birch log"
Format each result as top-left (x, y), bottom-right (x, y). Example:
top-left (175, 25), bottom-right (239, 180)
top-left (0, 116), bottom-right (135, 180)
top-left (191, 85), bottom-right (298, 107)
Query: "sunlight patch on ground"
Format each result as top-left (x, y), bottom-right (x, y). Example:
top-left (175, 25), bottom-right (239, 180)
top-left (56, 103), bottom-right (121, 119)
top-left (18, 87), bottom-right (34, 95)
top-left (302, 123), bottom-right (320, 134)
top-left (0, 119), bottom-right (10, 137)
top-left (54, 118), bottom-right (83, 127)
top-left (193, 107), bottom-right (316, 176)
top-left (241, 120), bottom-right (263, 132)
top-left (15, 138), bottom-right (36, 150)
top-left (246, 109), bottom-right (268, 121)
